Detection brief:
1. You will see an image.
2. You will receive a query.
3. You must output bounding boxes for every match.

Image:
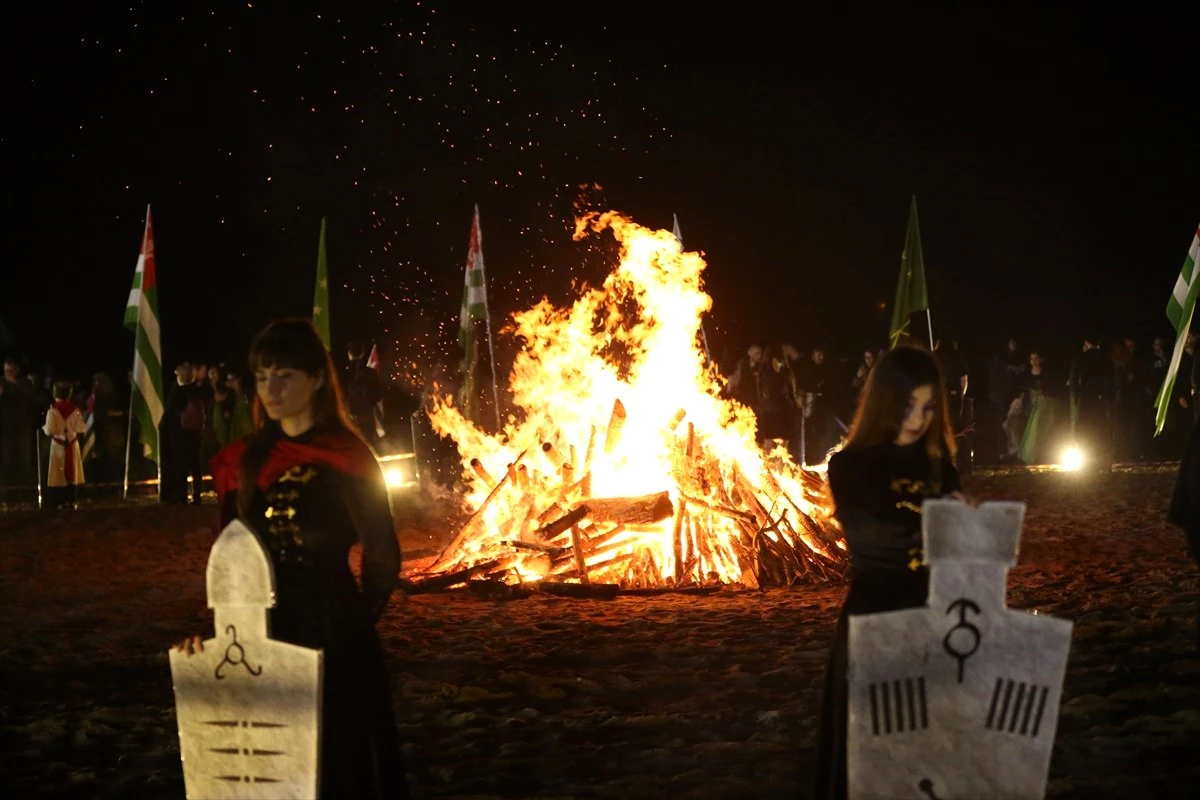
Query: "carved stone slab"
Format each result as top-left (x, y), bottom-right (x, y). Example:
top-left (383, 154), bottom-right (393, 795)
top-left (169, 519), bottom-right (324, 799)
top-left (847, 500), bottom-right (1073, 800)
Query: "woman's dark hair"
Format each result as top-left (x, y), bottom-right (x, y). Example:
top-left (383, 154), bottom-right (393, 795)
top-left (841, 345), bottom-right (956, 466)
top-left (237, 317), bottom-right (360, 513)
top-left (52, 380), bottom-right (73, 401)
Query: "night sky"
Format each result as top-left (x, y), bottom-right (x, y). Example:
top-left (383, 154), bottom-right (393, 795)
top-left (4, 6), bottom-right (1198, 387)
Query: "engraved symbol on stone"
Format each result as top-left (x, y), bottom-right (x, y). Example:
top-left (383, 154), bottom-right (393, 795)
top-left (214, 624), bottom-right (263, 680)
top-left (867, 676), bottom-right (928, 735)
top-left (985, 677), bottom-right (1050, 737)
top-left (917, 777), bottom-right (941, 799)
top-left (942, 598), bottom-right (981, 683)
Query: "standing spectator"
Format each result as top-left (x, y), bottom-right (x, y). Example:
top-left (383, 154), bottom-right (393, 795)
top-left (1067, 334), bottom-right (1115, 471)
top-left (212, 370), bottom-right (253, 448)
top-left (42, 380), bottom-right (86, 510)
top-left (160, 361), bottom-right (206, 504)
top-left (987, 336), bottom-right (1025, 464)
top-left (1, 356), bottom-right (38, 503)
top-left (343, 340), bottom-right (385, 450)
top-left (727, 342), bottom-right (790, 449)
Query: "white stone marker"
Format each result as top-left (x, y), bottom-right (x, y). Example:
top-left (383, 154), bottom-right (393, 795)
top-left (169, 519), bottom-right (324, 799)
top-left (847, 500), bottom-right (1072, 800)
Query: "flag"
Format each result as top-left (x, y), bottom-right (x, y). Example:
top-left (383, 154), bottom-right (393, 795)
top-left (364, 344), bottom-right (386, 437)
top-left (1153, 223), bottom-right (1200, 435)
top-left (459, 204), bottom-right (489, 421)
top-left (124, 205), bottom-right (164, 462)
top-left (673, 213), bottom-right (712, 361)
top-left (889, 195), bottom-right (930, 349)
top-left (313, 216), bottom-right (331, 351)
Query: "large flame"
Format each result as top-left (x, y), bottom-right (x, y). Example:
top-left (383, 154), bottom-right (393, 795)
top-left (425, 210), bottom-right (842, 588)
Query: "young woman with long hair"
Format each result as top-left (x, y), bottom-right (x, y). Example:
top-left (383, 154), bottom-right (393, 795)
top-left (811, 344), bottom-right (974, 800)
top-left (176, 317), bottom-right (407, 798)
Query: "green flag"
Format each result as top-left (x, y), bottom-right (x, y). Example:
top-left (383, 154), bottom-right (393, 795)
top-left (313, 217), bottom-right (331, 351)
top-left (889, 195), bottom-right (930, 349)
top-left (1153, 224), bottom-right (1200, 435)
top-left (124, 205), bottom-right (164, 463)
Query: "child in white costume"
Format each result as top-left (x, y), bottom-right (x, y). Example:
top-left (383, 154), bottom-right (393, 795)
top-left (43, 381), bottom-right (86, 509)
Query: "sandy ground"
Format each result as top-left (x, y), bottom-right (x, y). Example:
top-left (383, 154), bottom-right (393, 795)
top-left (1, 464), bottom-right (1199, 799)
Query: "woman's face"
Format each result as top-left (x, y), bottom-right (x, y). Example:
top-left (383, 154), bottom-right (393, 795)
top-left (255, 366), bottom-right (322, 427)
top-left (895, 383), bottom-right (936, 446)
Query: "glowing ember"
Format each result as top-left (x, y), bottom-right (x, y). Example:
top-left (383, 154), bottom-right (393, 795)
top-left (423, 210), bottom-right (845, 588)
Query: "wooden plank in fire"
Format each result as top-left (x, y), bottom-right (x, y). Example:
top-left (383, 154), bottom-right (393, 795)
top-left (583, 491), bottom-right (673, 526)
top-left (531, 504), bottom-right (590, 542)
top-left (428, 447), bottom-right (529, 572)
top-left (401, 557), bottom-right (507, 593)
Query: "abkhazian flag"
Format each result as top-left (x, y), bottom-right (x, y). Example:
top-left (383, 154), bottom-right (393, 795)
top-left (124, 205), bottom-right (164, 462)
top-left (1153, 223), bottom-right (1200, 435)
top-left (458, 204), bottom-right (489, 423)
top-left (313, 216), bottom-right (331, 351)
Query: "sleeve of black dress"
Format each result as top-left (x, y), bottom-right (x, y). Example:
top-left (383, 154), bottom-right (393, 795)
top-left (827, 450), bottom-right (916, 570)
top-left (342, 465), bottom-right (401, 622)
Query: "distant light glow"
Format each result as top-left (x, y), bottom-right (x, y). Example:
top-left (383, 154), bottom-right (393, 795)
top-left (1059, 446), bottom-right (1084, 472)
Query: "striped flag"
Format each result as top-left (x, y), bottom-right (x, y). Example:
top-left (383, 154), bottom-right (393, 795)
top-left (124, 205), bottom-right (164, 462)
top-left (1153, 223), bottom-right (1200, 435)
top-left (313, 216), bottom-right (331, 351)
top-left (458, 205), bottom-right (490, 423)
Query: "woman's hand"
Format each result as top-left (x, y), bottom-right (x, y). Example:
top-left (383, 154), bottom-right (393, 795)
top-left (950, 490), bottom-right (980, 507)
top-left (172, 634), bottom-right (205, 656)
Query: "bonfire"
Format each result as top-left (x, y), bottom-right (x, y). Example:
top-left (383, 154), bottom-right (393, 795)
top-left (418, 210), bottom-right (846, 591)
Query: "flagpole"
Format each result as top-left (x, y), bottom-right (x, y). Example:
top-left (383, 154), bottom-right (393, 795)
top-left (122, 385), bottom-right (134, 500)
top-left (484, 291), bottom-right (501, 433)
top-left (925, 308), bottom-right (934, 351)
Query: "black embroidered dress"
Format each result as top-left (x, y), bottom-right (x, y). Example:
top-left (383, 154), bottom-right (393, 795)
top-left (212, 425), bottom-right (405, 799)
top-left (810, 442), bottom-right (960, 800)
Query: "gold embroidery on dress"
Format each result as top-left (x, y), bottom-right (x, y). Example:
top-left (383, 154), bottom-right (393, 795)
top-left (278, 465), bottom-right (318, 485)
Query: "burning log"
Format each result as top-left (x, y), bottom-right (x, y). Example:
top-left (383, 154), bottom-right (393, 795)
top-left (672, 501), bottom-right (686, 585)
top-left (569, 525), bottom-right (589, 584)
top-left (604, 398), bottom-right (627, 454)
top-left (402, 557), bottom-right (508, 593)
top-left (532, 505), bottom-right (590, 542)
top-left (470, 458), bottom-right (496, 488)
top-left (429, 448), bottom-right (528, 572)
top-left (583, 491), bottom-right (673, 526)
top-left (536, 581), bottom-right (619, 600)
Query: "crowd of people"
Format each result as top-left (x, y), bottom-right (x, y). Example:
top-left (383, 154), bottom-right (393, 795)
top-left (721, 329), bottom-right (1198, 474)
top-left (0, 339), bottom-right (406, 509)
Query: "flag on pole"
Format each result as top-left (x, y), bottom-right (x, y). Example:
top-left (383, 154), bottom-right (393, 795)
top-left (1153, 223), bottom-right (1200, 435)
top-left (364, 344), bottom-right (386, 438)
top-left (124, 205), bottom-right (164, 462)
top-left (313, 217), bottom-right (331, 351)
top-left (889, 195), bottom-right (930, 349)
top-left (672, 213), bottom-right (712, 362)
top-left (459, 204), bottom-right (492, 424)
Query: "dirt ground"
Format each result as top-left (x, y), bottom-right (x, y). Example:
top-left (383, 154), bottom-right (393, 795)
top-left (1, 464), bottom-right (1198, 799)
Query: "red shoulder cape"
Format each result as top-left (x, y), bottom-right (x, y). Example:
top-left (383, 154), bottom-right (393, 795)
top-left (210, 429), bottom-right (380, 512)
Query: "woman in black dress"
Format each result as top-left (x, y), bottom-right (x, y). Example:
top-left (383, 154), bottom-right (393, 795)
top-left (811, 345), bottom-right (972, 800)
top-left (178, 317), bottom-right (406, 798)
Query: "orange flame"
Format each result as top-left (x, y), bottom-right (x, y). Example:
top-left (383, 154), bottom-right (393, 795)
top-left (426, 210), bottom-right (841, 587)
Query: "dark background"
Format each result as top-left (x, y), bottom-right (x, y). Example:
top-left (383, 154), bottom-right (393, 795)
top-left (3, 5), bottom-right (1197, 389)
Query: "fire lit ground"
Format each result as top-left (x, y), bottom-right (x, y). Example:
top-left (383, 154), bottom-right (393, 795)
top-left (2, 214), bottom-right (1200, 798)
